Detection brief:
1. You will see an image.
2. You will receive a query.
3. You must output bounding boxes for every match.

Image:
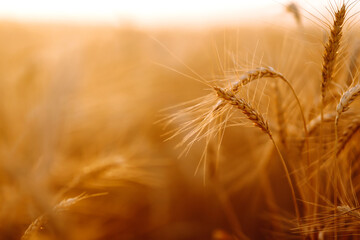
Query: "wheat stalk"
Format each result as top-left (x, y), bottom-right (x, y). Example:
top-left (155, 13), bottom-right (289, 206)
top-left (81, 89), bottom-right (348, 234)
top-left (320, 6), bottom-right (346, 236)
top-left (274, 83), bottom-right (287, 147)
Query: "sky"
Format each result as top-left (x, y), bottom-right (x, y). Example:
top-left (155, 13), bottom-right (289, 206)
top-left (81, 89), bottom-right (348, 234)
top-left (0, 0), bottom-right (350, 27)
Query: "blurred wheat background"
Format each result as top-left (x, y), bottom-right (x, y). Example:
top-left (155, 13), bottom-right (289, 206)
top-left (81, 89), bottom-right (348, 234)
top-left (1, 0), bottom-right (360, 239)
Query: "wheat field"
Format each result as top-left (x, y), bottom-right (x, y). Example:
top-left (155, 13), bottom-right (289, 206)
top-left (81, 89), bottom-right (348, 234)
top-left (2, 1), bottom-right (360, 239)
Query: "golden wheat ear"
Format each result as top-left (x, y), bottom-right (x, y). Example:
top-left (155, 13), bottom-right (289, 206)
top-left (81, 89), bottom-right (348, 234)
top-left (214, 86), bottom-right (270, 135)
top-left (319, 5), bottom-right (347, 234)
top-left (217, 66), bottom-right (308, 138)
top-left (21, 193), bottom-right (107, 240)
top-left (335, 84), bottom-right (360, 125)
top-left (321, 3), bottom-right (346, 102)
top-left (334, 84), bottom-right (360, 159)
top-left (216, 66), bottom-right (310, 164)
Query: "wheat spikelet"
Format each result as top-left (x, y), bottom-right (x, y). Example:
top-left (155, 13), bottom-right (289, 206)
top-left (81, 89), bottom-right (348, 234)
top-left (335, 84), bottom-right (360, 124)
top-left (214, 86), bottom-right (270, 135)
top-left (321, 4), bottom-right (346, 100)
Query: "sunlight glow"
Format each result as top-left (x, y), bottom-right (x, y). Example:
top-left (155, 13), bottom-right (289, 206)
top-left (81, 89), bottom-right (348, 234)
top-left (0, 0), bottom-right (350, 26)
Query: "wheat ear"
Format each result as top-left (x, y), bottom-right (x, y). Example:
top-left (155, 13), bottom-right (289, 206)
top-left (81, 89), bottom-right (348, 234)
top-left (334, 84), bottom-right (360, 160)
top-left (231, 67), bottom-right (284, 92)
top-left (215, 67), bottom-right (309, 162)
top-left (335, 84), bottom-right (360, 125)
top-left (21, 193), bottom-right (107, 240)
top-left (286, 2), bottom-right (302, 28)
top-left (214, 86), bottom-right (301, 224)
top-left (221, 67), bottom-right (307, 134)
top-left (214, 87), bottom-right (270, 134)
top-left (321, 4), bottom-right (346, 101)
top-left (321, 3), bottom-right (346, 170)
top-left (213, 67), bottom-right (283, 111)
top-left (320, 6), bottom-right (346, 235)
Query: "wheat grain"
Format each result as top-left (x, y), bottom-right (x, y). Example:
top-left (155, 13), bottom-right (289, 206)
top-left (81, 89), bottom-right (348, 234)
top-left (214, 86), bottom-right (270, 135)
top-left (336, 84), bottom-right (360, 125)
